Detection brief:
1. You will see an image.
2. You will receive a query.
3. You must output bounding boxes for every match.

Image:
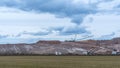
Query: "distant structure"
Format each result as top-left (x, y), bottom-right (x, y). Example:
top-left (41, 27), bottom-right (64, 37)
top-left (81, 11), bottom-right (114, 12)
top-left (65, 34), bottom-right (94, 42)
top-left (78, 35), bottom-right (94, 41)
top-left (73, 34), bottom-right (77, 42)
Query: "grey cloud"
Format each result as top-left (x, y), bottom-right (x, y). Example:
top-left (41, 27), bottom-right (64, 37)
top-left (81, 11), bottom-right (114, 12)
top-left (0, 35), bottom-right (9, 39)
top-left (51, 26), bottom-right (91, 35)
top-left (18, 26), bottom-right (91, 36)
top-left (16, 30), bottom-right (51, 37)
top-left (0, 0), bottom-right (115, 24)
top-left (23, 31), bottom-right (51, 36)
top-left (0, 0), bottom-right (97, 24)
top-left (0, 0), bottom-right (115, 36)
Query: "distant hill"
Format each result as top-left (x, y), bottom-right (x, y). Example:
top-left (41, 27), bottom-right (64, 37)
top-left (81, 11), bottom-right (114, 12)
top-left (0, 37), bottom-right (120, 55)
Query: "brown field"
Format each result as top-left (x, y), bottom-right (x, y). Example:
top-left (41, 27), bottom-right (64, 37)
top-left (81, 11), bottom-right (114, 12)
top-left (0, 56), bottom-right (119, 68)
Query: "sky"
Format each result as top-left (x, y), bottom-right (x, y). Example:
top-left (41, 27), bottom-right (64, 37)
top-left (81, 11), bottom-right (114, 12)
top-left (0, 0), bottom-right (120, 43)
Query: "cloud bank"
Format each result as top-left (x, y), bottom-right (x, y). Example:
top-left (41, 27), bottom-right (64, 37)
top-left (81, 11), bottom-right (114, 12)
top-left (0, 0), bottom-right (100, 24)
top-left (0, 0), bottom-right (119, 43)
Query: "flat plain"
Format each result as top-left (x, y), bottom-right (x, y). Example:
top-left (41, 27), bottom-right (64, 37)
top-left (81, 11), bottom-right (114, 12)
top-left (0, 56), bottom-right (119, 68)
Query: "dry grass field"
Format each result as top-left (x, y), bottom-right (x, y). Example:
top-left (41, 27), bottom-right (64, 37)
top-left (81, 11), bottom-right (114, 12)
top-left (0, 56), bottom-right (119, 68)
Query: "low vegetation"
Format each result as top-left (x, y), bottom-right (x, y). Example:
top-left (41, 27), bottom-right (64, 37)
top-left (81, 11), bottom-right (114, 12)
top-left (0, 56), bottom-right (119, 68)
